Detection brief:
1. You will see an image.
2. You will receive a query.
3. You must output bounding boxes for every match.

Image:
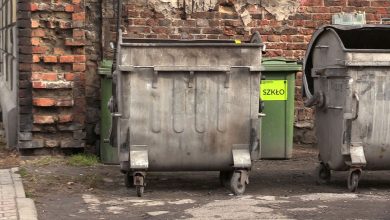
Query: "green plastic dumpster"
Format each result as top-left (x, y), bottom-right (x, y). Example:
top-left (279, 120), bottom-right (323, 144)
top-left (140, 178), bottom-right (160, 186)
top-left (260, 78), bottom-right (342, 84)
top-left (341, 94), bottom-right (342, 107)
top-left (260, 58), bottom-right (301, 159)
top-left (98, 60), bottom-right (118, 164)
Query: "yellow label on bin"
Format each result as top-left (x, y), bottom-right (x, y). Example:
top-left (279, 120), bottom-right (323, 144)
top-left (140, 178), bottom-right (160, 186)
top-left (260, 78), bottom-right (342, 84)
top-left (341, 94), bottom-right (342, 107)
top-left (260, 80), bottom-right (288, 101)
top-left (234, 39), bottom-right (242, 44)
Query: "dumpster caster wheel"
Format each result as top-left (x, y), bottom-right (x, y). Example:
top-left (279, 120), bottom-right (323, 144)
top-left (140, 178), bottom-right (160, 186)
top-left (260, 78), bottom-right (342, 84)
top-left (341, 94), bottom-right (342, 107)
top-left (219, 171), bottom-right (231, 187)
top-left (347, 169), bottom-right (361, 192)
top-left (230, 171), bottom-right (247, 195)
top-left (124, 173), bottom-right (133, 188)
top-left (315, 163), bottom-right (331, 185)
top-left (136, 186), bottom-right (144, 197)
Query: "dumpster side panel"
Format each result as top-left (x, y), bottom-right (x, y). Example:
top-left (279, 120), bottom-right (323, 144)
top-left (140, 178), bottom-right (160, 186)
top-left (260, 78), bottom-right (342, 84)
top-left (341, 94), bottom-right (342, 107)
top-left (121, 69), bottom-right (256, 171)
top-left (315, 76), bottom-right (349, 171)
top-left (117, 45), bottom-right (261, 171)
top-left (351, 67), bottom-right (390, 170)
top-left (311, 31), bottom-right (350, 171)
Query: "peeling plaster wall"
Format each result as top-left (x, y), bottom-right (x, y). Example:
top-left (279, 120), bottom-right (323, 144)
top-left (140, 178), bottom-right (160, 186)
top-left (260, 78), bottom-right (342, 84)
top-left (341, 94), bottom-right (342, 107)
top-left (148, 0), bottom-right (220, 18)
top-left (149, 0), bottom-right (298, 25)
top-left (262, 0), bottom-right (300, 21)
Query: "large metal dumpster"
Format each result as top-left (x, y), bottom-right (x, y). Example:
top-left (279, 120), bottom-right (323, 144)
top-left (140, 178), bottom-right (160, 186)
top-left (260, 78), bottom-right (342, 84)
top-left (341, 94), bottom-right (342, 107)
top-left (111, 33), bottom-right (263, 196)
top-left (303, 25), bottom-right (390, 192)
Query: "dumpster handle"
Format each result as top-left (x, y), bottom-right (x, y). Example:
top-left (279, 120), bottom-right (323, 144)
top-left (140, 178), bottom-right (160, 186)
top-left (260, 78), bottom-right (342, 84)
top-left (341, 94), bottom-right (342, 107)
top-left (352, 92), bottom-right (359, 121)
top-left (380, 18), bottom-right (390, 24)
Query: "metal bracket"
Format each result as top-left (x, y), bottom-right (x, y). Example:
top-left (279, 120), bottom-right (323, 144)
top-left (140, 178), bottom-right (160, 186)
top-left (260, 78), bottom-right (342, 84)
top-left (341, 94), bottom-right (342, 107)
top-left (129, 145), bottom-right (149, 169)
top-left (232, 144), bottom-right (252, 168)
top-left (349, 144), bottom-right (367, 167)
top-left (238, 170), bottom-right (249, 185)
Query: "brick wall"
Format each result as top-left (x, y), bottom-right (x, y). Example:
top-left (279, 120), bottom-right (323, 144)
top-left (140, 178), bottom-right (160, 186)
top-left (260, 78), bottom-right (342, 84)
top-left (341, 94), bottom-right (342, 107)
top-left (18, 0), bottom-right (87, 150)
top-left (100, 0), bottom-right (389, 145)
top-left (15, 0), bottom-right (390, 151)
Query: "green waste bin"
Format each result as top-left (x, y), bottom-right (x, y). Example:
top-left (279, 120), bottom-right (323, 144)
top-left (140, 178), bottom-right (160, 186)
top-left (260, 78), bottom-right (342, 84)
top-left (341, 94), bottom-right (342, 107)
top-left (98, 60), bottom-right (118, 164)
top-left (260, 58), bottom-right (301, 159)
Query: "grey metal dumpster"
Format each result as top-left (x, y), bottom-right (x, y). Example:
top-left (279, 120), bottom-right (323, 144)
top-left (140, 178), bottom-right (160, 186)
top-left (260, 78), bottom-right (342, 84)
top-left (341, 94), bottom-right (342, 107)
top-left (303, 25), bottom-right (390, 192)
top-left (111, 33), bottom-right (263, 196)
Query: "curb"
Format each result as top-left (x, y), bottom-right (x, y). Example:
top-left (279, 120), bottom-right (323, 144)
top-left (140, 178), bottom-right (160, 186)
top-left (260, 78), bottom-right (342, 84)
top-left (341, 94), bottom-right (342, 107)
top-left (10, 168), bottom-right (38, 220)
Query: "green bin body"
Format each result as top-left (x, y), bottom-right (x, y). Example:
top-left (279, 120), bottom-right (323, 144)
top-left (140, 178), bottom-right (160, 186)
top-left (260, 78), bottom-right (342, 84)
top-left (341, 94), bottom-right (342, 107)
top-left (260, 58), bottom-right (301, 159)
top-left (99, 60), bottom-right (119, 164)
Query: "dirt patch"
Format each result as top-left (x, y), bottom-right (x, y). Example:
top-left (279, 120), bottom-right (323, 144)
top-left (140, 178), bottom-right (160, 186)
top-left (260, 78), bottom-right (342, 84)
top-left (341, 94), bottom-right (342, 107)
top-left (0, 144), bottom-right (20, 169)
top-left (21, 146), bottom-right (390, 220)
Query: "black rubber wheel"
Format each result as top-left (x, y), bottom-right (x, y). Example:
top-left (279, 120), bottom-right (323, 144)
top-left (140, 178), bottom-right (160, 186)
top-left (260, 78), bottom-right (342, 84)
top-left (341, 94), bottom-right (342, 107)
top-left (136, 186), bottom-right (144, 197)
top-left (219, 171), bottom-right (231, 187)
top-left (315, 163), bottom-right (331, 185)
top-left (347, 170), bottom-right (360, 192)
top-left (229, 172), bottom-right (246, 195)
top-left (124, 173), bottom-right (133, 188)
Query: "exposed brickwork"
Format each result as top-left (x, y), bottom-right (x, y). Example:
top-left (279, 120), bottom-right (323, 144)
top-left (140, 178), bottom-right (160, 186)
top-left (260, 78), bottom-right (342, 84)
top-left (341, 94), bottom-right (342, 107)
top-left (18, 0), bottom-right (87, 149)
top-left (15, 0), bottom-right (390, 151)
top-left (98, 0), bottom-right (389, 145)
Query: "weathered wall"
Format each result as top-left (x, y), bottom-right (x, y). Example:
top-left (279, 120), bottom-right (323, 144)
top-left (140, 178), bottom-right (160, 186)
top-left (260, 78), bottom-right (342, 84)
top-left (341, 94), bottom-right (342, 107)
top-left (18, 0), bottom-right (88, 150)
top-left (101, 0), bottom-right (389, 145)
top-left (15, 0), bottom-right (390, 152)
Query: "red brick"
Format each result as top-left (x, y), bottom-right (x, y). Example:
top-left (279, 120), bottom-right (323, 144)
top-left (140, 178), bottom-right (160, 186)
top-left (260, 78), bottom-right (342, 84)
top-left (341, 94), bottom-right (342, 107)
top-left (65, 4), bottom-right (74, 12)
top-left (64, 73), bottom-right (75, 81)
top-left (73, 63), bottom-right (86, 71)
top-left (31, 73), bottom-right (58, 81)
top-left (32, 46), bottom-right (48, 54)
top-left (59, 55), bottom-right (75, 63)
top-left (31, 29), bottom-right (45, 37)
top-left (33, 98), bottom-right (56, 107)
top-left (372, 1), bottom-right (390, 7)
top-left (31, 19), bottom-right (40, 28)
top-left (54, 48), bottom-right (66, 55)
top-left (33, 115), bottom-right (55, 124)
top-left (32, 55), bottom-right (40, 63)
top-left (30, 3), bottom-right (39, 11)
top-left (43, 56), bottom-right (58, 63)
top-left (58, 114), bottom-right (73, 123)
top-left (72, 12), bottom-right (85, 21)
top-left (31, 38), bottom-right (40, 46)
top-left (73, 29), bottom-right (85, 38)
top-left (74, 55), bottom-right (86, 62)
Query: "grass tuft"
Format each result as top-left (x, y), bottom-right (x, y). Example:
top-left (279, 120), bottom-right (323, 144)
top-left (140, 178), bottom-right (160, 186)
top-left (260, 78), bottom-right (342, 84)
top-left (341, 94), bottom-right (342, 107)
top-left (17, 167), bottom-right (28, 178)
top-left (67, 154), bottom-right (99, 167)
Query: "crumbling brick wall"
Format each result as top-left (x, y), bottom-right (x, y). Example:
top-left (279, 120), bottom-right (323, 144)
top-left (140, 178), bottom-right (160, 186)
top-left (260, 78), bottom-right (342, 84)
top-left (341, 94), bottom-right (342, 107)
top-left (18, 0), bottom-right (88, 151)
top-left (14, 0), bottom-right (389, 152)
top-left (101, 0), bottom-right (389, 145)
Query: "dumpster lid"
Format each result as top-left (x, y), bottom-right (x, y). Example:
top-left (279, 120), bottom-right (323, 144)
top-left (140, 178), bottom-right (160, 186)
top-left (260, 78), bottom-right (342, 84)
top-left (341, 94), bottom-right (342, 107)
top-left (98, 60), bottom-right (113, 76)
top-left (303, 24), bottom-right (390, 96)
top-left (120, 38), bottom-right (263, 48)
top-left (261, 57), bottom-right (301, 72)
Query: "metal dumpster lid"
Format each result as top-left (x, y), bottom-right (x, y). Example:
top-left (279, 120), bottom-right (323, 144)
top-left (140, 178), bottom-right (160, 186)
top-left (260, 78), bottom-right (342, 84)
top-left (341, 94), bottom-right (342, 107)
top-left (120, 38), bottom-right (263, 48)
top-left (262, 57), bottom-right (301, 72)
top-left (303, 24), bottom-right (390, 96)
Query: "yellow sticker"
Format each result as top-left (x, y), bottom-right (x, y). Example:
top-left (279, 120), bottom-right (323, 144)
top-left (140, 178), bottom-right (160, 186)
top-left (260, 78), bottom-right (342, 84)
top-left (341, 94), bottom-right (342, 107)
top-left (234, 39), bottom-right (241, 44)
top-left (260, 80), bottom-right (288, 101)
